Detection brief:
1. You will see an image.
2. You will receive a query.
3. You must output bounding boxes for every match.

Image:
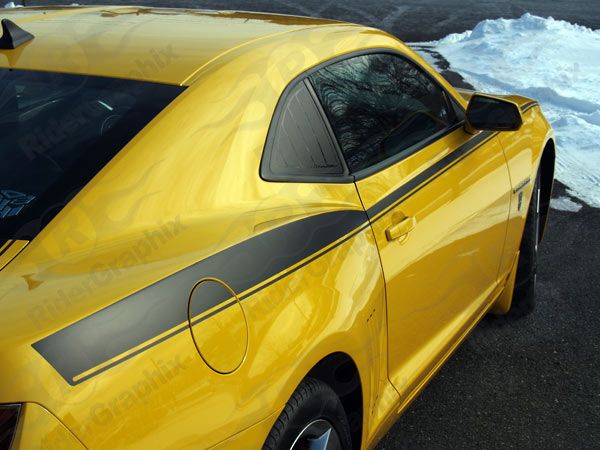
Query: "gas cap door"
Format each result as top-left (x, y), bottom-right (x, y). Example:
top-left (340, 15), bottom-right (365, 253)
top-left (187, 278), bottom-right (248, 374)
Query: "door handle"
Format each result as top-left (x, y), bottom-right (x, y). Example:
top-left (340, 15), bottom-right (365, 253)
top-left (385, 216), bottom-right (416, 242)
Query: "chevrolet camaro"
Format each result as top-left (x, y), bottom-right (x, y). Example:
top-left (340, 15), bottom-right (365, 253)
top-left (0, 6), bottom-right (555, 450)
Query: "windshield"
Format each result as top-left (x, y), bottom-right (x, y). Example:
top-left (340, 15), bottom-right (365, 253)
top-left (0, 68), bottom-right (184, 240)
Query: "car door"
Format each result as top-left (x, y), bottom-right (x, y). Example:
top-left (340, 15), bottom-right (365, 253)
top-left (308, 52), bottom-right (512, 397)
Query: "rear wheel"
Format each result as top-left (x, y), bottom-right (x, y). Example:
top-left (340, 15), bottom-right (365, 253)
top-left (263, 378), bottom-right (352, 450)
top-left (508, 168), bottom-right (542, 318)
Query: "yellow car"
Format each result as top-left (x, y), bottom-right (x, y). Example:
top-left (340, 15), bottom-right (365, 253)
top-left (0, 6), bottom-right (555, 450)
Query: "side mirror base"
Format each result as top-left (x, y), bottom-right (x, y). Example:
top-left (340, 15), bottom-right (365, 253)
top-left (463, 121), bottom-right (479, 135)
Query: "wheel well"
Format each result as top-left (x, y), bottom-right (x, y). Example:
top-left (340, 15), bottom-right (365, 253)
top-left (539, 139), bottom-right (555, 241)
top-left (307, 353), bottom-right (363, 450)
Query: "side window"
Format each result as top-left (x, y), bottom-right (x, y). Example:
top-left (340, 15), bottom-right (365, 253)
top-left (261, 81), bottom-right (345, 181)
top-left (309, 53), bottom-right (460, 173)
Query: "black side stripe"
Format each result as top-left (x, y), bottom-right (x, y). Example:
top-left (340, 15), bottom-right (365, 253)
top-left (366, 130), bottom-right (496, 219)
top-left (33, 210), bottom-right (368, 385)
top-left (366, 102), bottom-right (538, 220)
top-left (521, 101), bottom-right (539, 113)
top-left (33, 123), bottom-right (505, 385)
top-left (0, 240), bottom-right (13, 258)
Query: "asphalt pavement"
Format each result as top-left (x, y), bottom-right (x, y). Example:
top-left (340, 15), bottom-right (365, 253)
top-left (24, 0), bottom-right (600, 41)
top-left (377, 180), bottom-right (600, 449)
top-left (19, 1), bottom-right (600, 448)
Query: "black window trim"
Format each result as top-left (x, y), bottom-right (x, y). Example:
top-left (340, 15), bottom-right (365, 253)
top-left (351, 121), bottom-right (464, 180)
top-left (260, 47), bottom-right (467, 184)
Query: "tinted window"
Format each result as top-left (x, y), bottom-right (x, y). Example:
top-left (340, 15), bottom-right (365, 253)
top-left (0, 69), bottom-right (184, 240)
top-left (309, 53), bottom-right (459, 172)
top-left (262, 81), bottom-right (344, 180)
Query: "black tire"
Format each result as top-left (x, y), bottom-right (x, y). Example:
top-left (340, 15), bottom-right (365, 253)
top-left (507, 168), bottom-right (542, 319)
top-left (263, 377), bottom-right (353, 450)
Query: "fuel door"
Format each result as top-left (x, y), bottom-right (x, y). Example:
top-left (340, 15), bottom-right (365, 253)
top-left (187, 278), bottom-right (248, 374)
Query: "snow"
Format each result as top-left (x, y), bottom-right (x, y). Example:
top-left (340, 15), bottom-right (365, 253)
top-left (413, 14), bottom-right (600, 208)
top-left (550, 196), bottom-right (583, 212)
top-left (3, 2), bottom-right (22, 7)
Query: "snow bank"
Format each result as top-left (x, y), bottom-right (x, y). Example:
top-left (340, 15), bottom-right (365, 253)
top-left (4, 2), bottom-right (22, 7)
top-left (551, 196), bottom-right (583, 212)
top-left (413, 14), bottom-right (600, 207)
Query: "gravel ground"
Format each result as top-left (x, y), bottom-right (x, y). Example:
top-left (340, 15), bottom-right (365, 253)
top-left (18, 1), bottom-right (600, 448)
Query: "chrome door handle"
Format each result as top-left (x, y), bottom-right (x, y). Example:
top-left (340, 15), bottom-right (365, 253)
top-left (385, 216), bottom-right (416, 242)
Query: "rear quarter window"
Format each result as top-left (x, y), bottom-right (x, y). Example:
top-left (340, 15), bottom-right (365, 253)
top-left (261, 80), bottom-right (347, 182)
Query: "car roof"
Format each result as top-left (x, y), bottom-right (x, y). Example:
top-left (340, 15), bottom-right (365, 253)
top-left (0, 6), bottom-right (346, 85)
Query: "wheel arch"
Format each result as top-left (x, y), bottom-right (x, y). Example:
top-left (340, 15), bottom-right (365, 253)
top-left (538, 138), bottom-right (555, 242)
top-left (306, 352), bottom-right (364, 450)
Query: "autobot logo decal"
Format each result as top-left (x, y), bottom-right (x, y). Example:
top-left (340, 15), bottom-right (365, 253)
top-left (0, 190), bottom-right (35, 218)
